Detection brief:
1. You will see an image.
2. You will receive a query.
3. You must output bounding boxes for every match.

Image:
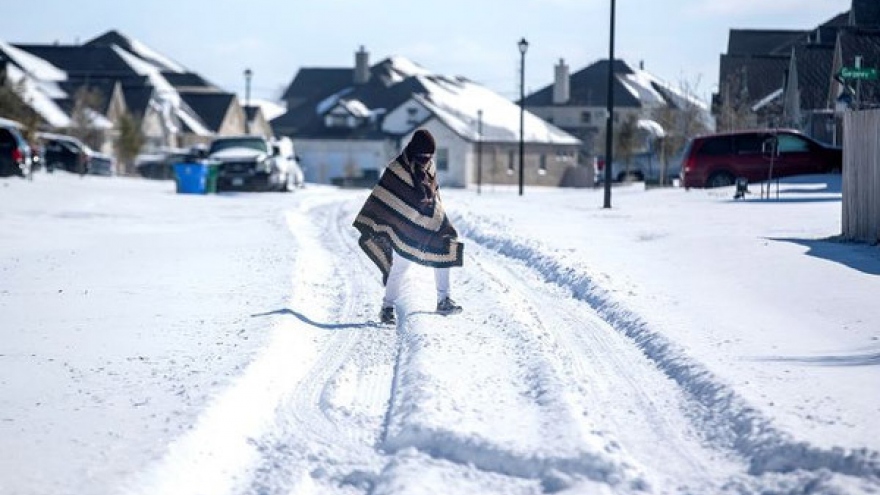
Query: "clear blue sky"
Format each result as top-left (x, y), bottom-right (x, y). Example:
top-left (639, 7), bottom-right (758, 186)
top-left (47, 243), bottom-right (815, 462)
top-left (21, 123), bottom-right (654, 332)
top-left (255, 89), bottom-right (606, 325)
top-left (4, 0), bottom-right (851, 104)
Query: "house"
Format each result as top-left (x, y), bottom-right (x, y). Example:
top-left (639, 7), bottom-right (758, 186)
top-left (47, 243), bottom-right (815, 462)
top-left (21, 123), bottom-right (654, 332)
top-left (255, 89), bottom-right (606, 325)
top-left (243, 105), bottom-right (272, 137)
top-left (273, 46), bottom-right (581, 188)
top-left (714, 0), bottom-right (880, 144)
top-left (522, 58), bottom-right (713, 179)
top-left (0, 30), bottom-right (251, 166)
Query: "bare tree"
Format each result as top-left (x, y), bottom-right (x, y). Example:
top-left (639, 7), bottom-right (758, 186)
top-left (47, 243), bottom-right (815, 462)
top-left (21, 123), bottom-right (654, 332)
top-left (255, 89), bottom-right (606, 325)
top-left (0, 75), bottom-right (41, 142)
top-left (615, 114), bottom-right (638, 180)
top-left (716, 69), bottom-right (753, 132)
top-left (66, 86), bottom-right (105, 151)
top-left (114, 112), bottom-right (144, 176)
top-left (651, 78), bottom-right (714, 184)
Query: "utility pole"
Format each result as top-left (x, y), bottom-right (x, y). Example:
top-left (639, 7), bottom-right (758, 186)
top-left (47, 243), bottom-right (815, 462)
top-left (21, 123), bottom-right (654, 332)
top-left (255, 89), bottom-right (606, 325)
top-left (603, 0), bottom-right (616, 208)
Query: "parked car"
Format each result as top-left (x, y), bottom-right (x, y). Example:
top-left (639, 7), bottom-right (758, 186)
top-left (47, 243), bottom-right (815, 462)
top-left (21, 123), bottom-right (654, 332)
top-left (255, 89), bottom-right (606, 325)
top-left (0, 121), bottom-right (33, 178)
top-left (680, 129), bottom-right (842, 189)
top-left (207, 135), bottom-right (303, 192)
top-left (135, 149), bottom-right (192, 180)
top-left (594, 151), bottom-right (681, 184)
top-left (39, 133), bottom-right (90, 175)
top-left (87, 150), bottom-right (116, 176)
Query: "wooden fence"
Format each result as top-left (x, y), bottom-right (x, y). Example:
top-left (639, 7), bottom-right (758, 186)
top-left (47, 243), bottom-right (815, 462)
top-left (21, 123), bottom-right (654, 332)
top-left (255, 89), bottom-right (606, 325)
top-left (842, 109), bottom-right (880, 243)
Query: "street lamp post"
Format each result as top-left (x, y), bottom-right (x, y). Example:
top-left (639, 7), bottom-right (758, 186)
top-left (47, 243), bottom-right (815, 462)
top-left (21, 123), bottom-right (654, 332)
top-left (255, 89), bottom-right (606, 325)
top-left (244, 68), bottom-right (252, 134)
top-left (603, 0), bottom-right (616, 208)
top-left (518, 37), bottom-right (528, 196)
top-left (477, 109), bottom-right (483, 195)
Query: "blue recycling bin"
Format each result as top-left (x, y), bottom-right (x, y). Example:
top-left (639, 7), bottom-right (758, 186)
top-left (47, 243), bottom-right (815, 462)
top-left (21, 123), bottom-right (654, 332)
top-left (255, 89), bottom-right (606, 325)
top-left (174, 162), bottom-right (213, 194)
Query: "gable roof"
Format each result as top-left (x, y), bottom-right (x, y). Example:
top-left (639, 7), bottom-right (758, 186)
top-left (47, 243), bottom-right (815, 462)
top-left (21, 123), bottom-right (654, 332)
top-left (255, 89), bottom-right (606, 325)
top-left (793, 44), bottom-right (835, 110)
top-left (852, 0), bottom-right (880, 28)
top-left (521, 58), bottom-right (703, 111)
top-left (727, 29), bottom-right (808, 56)
top-left (178, 91), bottom-right (234, 132)
top-left (273, 59), bottom-right (431, 138)
top-left (719, 53), bottom-right (789, 103)
top-left (716, 8), bottom-right (854, 110)
top-left (13, 44), bottom-right (138, 79)
top-left (281, 68), bottom-right (353, 107)
top-left (85, 30), bottom-right (186, 73)
top-left (163, 71), bottom-right (219, 91)
top-left (523, 59), bottom-right (641, 108)
top-left (273, 54), bottom-right (580, 146)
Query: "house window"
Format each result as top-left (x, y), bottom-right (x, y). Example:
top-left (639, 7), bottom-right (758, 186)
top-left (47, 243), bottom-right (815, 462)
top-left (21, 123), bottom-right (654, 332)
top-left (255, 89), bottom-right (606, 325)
top-left (581, 111), bottom-right (592, 124)
top-left (407, 107), bottom-right (419, 125)
top-left (436, 148), bottom-right (449, 171)
top-left (326, 113), bottom-right (348, 128)
top-left (556, 148), bottom-right (573, 162)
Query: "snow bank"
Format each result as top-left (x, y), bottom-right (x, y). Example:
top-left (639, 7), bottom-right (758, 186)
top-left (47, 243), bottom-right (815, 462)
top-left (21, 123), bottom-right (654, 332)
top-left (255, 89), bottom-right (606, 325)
top-left (453, 211), bottom-right (880, 479)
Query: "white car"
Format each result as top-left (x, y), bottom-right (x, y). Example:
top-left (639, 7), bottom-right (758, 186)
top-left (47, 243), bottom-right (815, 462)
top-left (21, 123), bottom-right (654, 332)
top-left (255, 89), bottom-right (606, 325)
top-left (207, 135), bottom-right (302, 192)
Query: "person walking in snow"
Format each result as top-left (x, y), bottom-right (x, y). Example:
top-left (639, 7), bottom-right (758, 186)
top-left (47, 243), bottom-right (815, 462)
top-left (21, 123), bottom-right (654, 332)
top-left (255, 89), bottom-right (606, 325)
top-left (353, 128), bottom-right (464, 325)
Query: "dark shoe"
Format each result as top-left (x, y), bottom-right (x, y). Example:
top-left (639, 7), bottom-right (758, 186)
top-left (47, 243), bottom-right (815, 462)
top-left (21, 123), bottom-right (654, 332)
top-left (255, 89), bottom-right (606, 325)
top-left (379, 306), bottom-right (396, 325)
top-left (436, 297), bottom-right (462, 315)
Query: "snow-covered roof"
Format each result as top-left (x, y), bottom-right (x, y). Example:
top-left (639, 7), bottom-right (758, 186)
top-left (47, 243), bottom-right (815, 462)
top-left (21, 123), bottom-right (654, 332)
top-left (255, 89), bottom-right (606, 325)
top-left (381, 56), bottom-right (433, 84)
top-left (113, 45), bottom-right (211, 136)
top-left (4, 64), bottom-right (71, 128)
top-left (621, 68), bottom-right (710, 112)
top-left (752, 88), bottom-right (783, 112)
top-left (339, 99), bottom-right (371, 118)
top-left (0, 40), bottom-right (67, 82)
top-left (637, 118), bottom-right (666, 138)
top-left (316, 88), bottom-right (355, 115)
top-left (112, 45), bottom-right (178, 98)
top-left (414, 74), bottom-right (580, 145)
top-left (249, 98), bottom-right (287, 121)
top-left (126, 37), bottom-right (186, 73)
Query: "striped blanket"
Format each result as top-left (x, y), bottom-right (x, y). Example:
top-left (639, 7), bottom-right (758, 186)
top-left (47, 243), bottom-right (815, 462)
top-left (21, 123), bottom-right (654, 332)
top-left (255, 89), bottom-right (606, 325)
top-left (353, 156), bottom-right (464, 284)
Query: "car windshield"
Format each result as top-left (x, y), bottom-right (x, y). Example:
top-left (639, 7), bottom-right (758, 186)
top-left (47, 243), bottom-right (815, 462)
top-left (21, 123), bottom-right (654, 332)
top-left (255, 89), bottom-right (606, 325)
top-left (209, 138), bottom-right (268, 154)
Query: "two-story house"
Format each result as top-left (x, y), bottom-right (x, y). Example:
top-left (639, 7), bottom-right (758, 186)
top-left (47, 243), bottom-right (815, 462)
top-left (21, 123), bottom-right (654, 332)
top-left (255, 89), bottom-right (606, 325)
top-left (523, 58), bottom-right (713, 181)
top-left (273, 46), bottom-right (581, 188)
top-left (714, 0), bottom-right (880, 144)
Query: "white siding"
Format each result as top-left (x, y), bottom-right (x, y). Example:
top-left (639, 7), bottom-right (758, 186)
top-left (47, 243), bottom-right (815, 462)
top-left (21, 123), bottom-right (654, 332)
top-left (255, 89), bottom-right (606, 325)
top-left (296, 139), bottom-right (393, 184)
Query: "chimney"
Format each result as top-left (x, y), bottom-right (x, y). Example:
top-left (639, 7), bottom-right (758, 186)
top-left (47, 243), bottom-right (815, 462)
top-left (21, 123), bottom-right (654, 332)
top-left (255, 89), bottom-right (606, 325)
top-left (354, 45), bottom-right (370, 85)
top-left (639, 60), bottom-right (644, 70)
top-left (553, 58), bottom-right (570, 105)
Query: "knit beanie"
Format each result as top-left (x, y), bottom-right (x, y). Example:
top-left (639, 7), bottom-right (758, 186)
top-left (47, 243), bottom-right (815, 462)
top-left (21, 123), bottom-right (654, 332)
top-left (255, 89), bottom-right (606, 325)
top-left (405, 129), bottom-right (436, 159)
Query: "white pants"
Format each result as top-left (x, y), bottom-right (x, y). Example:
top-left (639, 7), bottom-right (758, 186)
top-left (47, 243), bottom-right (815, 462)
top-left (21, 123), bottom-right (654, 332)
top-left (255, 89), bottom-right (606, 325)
top-left (383, 250), bottom-right (450, 308)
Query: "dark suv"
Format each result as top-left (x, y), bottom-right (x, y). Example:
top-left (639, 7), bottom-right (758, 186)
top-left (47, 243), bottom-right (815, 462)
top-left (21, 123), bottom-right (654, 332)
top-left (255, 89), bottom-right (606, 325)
top-left (0, 123), bottom-right (32, 178)
top-left (680, 129), bottom-right (842, 188)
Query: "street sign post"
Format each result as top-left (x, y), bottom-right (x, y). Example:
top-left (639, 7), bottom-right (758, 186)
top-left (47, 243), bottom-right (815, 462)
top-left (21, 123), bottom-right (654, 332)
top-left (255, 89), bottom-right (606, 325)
top-left (838, 66), bottom-right (879, 80)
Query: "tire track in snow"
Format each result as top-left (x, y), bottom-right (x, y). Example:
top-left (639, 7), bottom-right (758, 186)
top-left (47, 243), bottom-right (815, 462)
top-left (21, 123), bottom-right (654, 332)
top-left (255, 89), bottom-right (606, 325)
top-left (465, 243), bottom-right (742, 492)
top-left (454, 213), bottom-right (880, 484)
top-left (244, 196), bottom-right (398, 494)
top-left (378, 249), bottom-right (650, 492)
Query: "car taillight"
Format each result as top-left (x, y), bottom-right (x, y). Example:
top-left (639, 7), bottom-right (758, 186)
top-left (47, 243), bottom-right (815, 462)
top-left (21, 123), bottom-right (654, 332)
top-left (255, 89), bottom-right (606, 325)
top-left (12, 148), bottom-right (23, 163)
top-left (595, 158), bottom-right (605, 171)
top-left (683, 153), bottom-right (697, 173)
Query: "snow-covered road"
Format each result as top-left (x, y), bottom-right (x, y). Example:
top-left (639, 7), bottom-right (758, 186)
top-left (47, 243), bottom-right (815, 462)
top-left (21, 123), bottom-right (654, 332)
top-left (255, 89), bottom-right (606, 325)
top-left (132, 189), bottom-right (877, 494)
top-left (2, 174), bottom-right (878, 495)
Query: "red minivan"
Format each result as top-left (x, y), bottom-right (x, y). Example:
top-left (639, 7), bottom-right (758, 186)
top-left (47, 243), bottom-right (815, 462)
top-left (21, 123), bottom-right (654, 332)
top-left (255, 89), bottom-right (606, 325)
top-left (680, 129), bottom-right (842, 188)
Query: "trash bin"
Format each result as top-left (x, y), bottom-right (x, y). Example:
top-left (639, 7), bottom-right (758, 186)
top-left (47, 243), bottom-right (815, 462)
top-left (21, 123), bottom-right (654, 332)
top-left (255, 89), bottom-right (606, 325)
top-left (206, 163), bottom-right (219, 193)
top-left (174, 162), bottom-right (211, 194)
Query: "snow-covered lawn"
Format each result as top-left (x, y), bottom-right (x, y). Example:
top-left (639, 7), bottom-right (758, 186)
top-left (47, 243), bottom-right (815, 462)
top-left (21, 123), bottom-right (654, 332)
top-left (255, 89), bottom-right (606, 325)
top-left (0, 172), bottom-right (877, 495)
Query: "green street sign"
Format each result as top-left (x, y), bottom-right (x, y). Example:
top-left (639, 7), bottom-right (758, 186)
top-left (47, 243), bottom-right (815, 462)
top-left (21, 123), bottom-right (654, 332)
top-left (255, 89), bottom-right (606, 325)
top-left (839, 66), bottom-right (879, 80)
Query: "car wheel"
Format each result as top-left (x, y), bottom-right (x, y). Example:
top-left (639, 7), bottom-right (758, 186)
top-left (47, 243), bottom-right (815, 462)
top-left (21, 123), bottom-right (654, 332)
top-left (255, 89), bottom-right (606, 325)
top-left (707, 171), bottom-right (735, 188)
